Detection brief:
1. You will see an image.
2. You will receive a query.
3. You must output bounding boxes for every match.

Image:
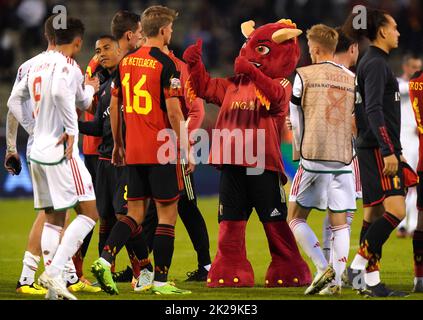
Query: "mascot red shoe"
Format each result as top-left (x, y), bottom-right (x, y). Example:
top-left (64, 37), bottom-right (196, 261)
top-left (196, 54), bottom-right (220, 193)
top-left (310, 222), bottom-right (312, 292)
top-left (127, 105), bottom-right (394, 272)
top-left (183, 19), bottom-right (312, 288)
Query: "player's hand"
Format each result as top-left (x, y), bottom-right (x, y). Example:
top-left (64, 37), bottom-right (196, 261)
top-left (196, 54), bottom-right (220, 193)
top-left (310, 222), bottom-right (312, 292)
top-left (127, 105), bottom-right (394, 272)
top-left (185, 161), bottom-right (195, 175)
top-left (234, 55), bottom-right (255, 77)
top-left (383, 154), bottom-right (399, 177)
top-left (4, 152), bottom-right (22, 175)
top-left (56, 133), bottom-right (74, 160)
top-left (183, 39), bottom-right (203, 66)
top-left (85, 75), bottom-right (100, 93)
top-left (399, 154), bottom-right (407, 163)
top-left (112, 146), bottom-right (126, 166)
top-left (286, 116), bottom-right (293, 130)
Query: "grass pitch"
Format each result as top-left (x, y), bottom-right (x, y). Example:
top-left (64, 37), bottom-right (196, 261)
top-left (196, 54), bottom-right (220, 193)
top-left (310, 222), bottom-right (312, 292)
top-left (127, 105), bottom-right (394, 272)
top-left (0, 196), bottom-right (421, 300)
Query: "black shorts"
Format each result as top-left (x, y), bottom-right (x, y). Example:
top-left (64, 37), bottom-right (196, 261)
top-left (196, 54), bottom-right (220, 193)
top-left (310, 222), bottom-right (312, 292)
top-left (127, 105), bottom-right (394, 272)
top-left (95, 159), bottom-right (127, 218)
top-left (417, 171), bottom-right (423, 211)
top-left (126, 164), bottom-right (183, 202)
top-left (218, 165), bottom-right (287, 222)
top-left (357, 148), bottom-right (405, 207)
top-left (84, 154), bottom-right (98, 187)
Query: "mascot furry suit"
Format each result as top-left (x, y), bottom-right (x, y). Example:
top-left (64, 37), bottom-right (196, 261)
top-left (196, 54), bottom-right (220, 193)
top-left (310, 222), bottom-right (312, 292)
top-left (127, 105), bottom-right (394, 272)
top-left (183, 19), bottom-right (312, 287)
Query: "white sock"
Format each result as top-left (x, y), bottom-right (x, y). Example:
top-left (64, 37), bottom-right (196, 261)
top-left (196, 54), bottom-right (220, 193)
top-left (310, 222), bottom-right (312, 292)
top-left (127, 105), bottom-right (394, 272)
top-left (414, 277), bottom-right (423, 285)
top-left (41, 223), bottom-right (62, 271)
top-left (153, 281), bottom-right (166, 287)
top-left (350, 254), bottom-right (368, 270)
top-left (48, 215), bottom-right (95, 278)
top-left (331, 224), bottom-right (350, 286)
top-left (64, 259), bottom-right (78, 284)
top-left (364, 271), bottom-right (380, 286)
top-left (19, 251), bottom-right (41, 285)
top-left (322, 214), bottom-right (332, 262)
top-left (203, 264), bottom-right (211, 272)
top-left (289, 218), bottom-right (328, 273)
top-left (99, 257), bottom-right (111, 268)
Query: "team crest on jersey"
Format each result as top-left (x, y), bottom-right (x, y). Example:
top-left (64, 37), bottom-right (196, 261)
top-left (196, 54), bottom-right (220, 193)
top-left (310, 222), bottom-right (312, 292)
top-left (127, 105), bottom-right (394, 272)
top-left (62, 66), bottom-right (69, 74)
top-left (170, 77), bottom-right (182, 89)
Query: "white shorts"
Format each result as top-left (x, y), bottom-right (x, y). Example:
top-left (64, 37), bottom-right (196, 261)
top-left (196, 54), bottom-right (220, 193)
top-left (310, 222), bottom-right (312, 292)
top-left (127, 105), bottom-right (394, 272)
top-left (30, 156), bottom-right (95, 211)
top-left (352, 157), bottom-right (362, 199)
top-left (289, 166), bottom-right (356, 212)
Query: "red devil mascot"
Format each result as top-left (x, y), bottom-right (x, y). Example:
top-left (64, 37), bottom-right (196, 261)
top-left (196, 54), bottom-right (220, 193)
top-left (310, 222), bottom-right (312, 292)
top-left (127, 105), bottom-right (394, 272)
top-left (183, 19), bottom-right (312, 287)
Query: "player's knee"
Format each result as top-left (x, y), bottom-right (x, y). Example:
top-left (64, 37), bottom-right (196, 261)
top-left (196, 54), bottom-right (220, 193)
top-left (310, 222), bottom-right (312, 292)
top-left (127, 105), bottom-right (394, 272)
top-left (384, 196), bottom-right (406, 220)
top-left (76, 200), bottom-right (99, 222)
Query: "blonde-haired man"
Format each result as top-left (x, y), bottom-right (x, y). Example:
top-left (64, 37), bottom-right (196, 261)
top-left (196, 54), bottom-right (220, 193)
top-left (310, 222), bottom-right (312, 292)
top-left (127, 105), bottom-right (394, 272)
top-left (288, 24), bottom-right (356, 295)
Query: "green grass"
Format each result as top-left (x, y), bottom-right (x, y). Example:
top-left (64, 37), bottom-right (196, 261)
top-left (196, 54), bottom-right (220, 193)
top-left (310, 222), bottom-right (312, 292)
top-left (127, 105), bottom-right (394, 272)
top-left (0, 195), bottom-right (421, 300)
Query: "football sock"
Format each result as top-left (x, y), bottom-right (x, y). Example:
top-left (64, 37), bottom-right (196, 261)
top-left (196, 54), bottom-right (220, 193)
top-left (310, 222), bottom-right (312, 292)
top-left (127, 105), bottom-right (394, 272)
top-left (98, 216), bottom-right (116, 256)
top-left (322, 215), bottom-right (332, 262)
top-left (126, 225), bottom-right (149, 279)
top-left (64, 259), bottom-right (79, 285)
top-left (364, 212), bottom-right (401, 259)
top-left (359, 220), bottom-right (371, 245)
top-left (413, 230), bottom-right (423, 278)
top-left (72, 229), bottom-right (93, 277)
top-left (178, 197), bottom-right (211, 267)
top-left (289, 218), bottom-right (327, 273)
top-left (331, 224), bottom-right (350, 286)
top-left (153, 224), bottom-right (175, 282)
top-left (101, 215), bottom-right (138, 264)
top-left (364, 270), bottom-right (380, 286)
top-left (80, 229), bottom-right (93, 258)
top-left (19, 251), bottom-right (41, 285)
top-left (48, 215), bottom-right (96, 278)
top-left (140, 258), bottom-right (154, 272)
top-left (41, 222), bottom-right (62, 269)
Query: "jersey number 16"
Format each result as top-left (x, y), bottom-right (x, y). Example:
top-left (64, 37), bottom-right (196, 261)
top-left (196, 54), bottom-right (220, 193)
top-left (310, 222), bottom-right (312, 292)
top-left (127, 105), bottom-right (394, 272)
top-left (122, 73), bottom-right (152, 115)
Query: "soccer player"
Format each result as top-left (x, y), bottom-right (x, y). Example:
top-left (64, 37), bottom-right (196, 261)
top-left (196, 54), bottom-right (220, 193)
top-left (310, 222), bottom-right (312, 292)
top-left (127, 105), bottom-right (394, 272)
top-left (409, 69), bottom-right (423, 292)
top-left (321, 27), bottom-right (360, 265)
top-left (79, 34), bottom-right (154, 292)
top-left (4, 15), bottom-right (56, 296)
top-left (396, 55), bottom-right (422, 237)
top-left (142, 45), bottom-right (211, 282)
top-left (73, 10), bottom-right (144, 284)
top-left (288, 24), bottom-right (356, 295)
top-left (6, 15), bottom-right (99, 295)
top-left (91, 5), bottom-right (192, 295)
top-left (344, 8), bottom-right (409, 297)
top-left (8, 17), bottom-right (99, 300)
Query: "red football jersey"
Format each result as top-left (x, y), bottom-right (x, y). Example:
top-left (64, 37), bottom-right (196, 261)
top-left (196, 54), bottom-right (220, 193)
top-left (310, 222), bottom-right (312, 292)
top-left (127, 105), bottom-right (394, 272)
top-left (112, 46), bottom-right (183, 164)
top-left (83, 56), bottom-right (102, 155)
top-left (409, 70), bottom-right (423, 172)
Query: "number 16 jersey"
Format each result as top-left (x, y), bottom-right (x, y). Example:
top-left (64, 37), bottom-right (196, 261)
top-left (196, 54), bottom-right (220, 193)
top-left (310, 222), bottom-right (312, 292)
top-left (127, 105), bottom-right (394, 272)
top-left (112, 46), bottom-right (183, 165)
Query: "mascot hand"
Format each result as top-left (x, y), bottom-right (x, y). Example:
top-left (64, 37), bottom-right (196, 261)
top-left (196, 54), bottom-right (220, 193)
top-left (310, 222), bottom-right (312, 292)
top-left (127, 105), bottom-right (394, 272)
top-left (234, 55), bottom-right (256, 78)
top-left (183, 39), bottom-right (203, 66)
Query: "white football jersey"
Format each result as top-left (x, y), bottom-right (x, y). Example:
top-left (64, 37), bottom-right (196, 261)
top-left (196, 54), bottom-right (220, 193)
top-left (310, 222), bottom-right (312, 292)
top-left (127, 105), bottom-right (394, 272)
top-left (6, 52), bottom-right (46, 157)
top-left (8, 51), bottom-right (94, 164)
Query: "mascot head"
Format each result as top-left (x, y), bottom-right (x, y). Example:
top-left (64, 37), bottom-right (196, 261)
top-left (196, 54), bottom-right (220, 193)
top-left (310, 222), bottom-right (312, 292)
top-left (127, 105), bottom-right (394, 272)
top-left (239, 19), bottom-right (302, 79)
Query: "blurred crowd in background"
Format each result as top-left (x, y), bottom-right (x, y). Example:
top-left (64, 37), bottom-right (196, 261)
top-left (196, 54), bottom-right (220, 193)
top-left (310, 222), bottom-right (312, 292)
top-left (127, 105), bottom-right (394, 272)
top-left (0, 0), bottom-right (422, 128)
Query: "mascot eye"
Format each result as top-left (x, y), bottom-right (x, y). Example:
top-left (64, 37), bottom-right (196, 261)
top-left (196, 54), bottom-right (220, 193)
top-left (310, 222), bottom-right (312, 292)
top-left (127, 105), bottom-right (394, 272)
top-left (255, 45), bottom-right (270, 55)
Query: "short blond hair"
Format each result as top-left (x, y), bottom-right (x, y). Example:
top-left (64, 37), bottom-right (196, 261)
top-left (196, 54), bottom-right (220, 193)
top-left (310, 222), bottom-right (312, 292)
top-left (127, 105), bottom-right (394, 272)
top-left (141, 5), bottom-right (178, 38)
top-left (306, 24), bottom-right (338, 53)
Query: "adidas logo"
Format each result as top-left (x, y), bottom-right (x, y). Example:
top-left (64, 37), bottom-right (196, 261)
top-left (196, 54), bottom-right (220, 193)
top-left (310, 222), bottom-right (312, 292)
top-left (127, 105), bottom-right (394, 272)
top-left (270, 208), bottom-right (281, 217)
top-left (338, 257), bottom-right (348, 263)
